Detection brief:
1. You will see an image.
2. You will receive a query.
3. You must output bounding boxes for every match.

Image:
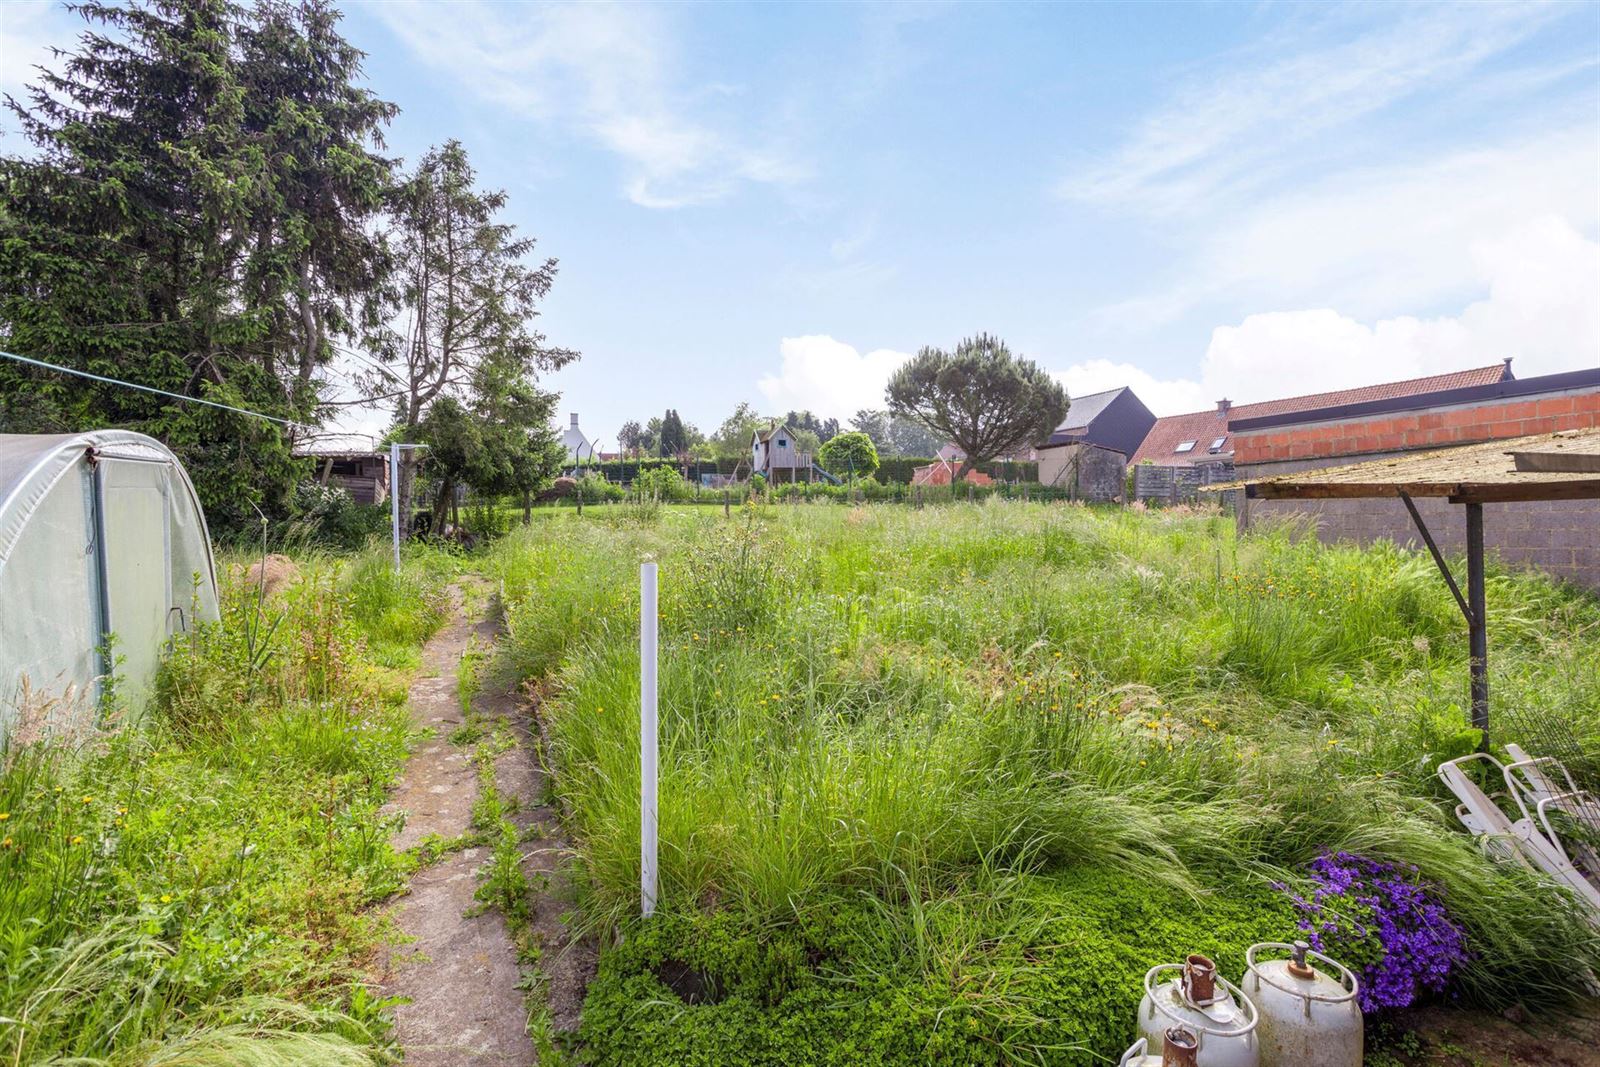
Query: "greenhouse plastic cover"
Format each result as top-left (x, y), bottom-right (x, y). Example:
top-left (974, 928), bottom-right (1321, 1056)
top-left (0, 430), bottom-right (219, 741)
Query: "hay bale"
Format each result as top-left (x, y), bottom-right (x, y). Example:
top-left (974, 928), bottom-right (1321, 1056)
top-left (244, 553), bottom-right (300, 598)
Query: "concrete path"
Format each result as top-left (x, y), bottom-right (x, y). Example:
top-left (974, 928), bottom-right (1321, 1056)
top-left (376, 583), bottom-right (593, 1065)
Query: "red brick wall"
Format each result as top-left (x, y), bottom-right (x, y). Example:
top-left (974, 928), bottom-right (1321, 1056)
top-left (1233, 390), bottom-right (1600, 465)
top-left (1233, 386), bottom-right (1600, 590)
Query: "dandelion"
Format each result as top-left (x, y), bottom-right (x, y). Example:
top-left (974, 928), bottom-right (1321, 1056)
top-left (160, 893), bottom-right (173, 904)
top-left (0, 813), bottom-right (9, 821)
top-left (82, 795), bottom-right (95, 805)
top-left (70, 835), bottom-right (84, 845)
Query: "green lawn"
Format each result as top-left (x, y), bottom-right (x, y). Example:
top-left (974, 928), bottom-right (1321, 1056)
top-left (489, 501), bottom-right (1600, 1065)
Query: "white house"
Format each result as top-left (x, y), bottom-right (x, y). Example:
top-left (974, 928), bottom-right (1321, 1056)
top-left (561, 413), bottom-right (593, 461)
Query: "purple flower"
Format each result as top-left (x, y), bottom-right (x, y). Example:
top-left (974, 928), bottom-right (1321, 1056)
top-left (1279, 850), bottom-right (1469, 1012)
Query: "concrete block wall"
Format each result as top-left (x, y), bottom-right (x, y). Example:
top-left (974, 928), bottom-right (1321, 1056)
top-left (1038, 444), bottom-right (1127, 502)
top-left (1235, 387), bottom-right (1600, 590)
top-left (1133, 460), bottom-right (1235, 504)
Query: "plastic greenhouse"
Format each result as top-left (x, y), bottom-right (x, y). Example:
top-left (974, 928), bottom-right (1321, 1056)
top-left (0, 430), bottom-right (219, 741)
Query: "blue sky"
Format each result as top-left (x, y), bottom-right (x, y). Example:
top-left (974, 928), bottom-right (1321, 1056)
top-left (4, 1), bottom-right (1598, 446)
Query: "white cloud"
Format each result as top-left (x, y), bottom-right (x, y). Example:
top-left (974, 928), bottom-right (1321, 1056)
top-left (1052, 360), bottom-right (1207, 417)
top-left (1090, 121), bottom-right (1599, 333)
top-left (370, 0), bottom-right (803, 208)
top-left (757, 335), bottom-right (910, 416)
top-left (1062, 215), bottom-right (1600, 414)
top-left (0, 2), bottom-right (54, 97)
top-left (0, 1), bottom-right (72, 138)
top-left (1061, 3), bottom-right (1562, 214)
top-left (1201, 216), bottom-right (1599, 399)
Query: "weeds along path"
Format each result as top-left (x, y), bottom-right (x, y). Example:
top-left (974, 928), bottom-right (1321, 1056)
top-left (377, 580), bottom-right (593, 1065)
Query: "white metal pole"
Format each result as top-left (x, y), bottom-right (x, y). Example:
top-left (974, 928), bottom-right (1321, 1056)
top-left (391, 441), bottom-right (402, 571)
top-left (640, 561), bottom-right (659, 917)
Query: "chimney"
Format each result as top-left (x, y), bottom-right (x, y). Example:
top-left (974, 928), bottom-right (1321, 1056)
top-left (570, 413), bottom-right (579, 428)
top-left (1215, 398), bottom-right (1232, 419)
top-left (1502, 357), bottom-right (1515, 381)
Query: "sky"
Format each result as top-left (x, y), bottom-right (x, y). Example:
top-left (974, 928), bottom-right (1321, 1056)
top-left (3, 1), bottom-right (1599, 448)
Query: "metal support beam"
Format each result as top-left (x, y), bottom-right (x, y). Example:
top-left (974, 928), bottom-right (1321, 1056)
top-left (1400, 491), bottom-right (1488, 748)
top-left (1399, 492), bottom-right (1472, 623)
top-left (1465, 502), bottom-right (1489, 745)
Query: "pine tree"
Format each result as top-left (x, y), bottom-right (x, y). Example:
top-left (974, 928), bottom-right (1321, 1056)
top-left (0, 0), bottom-right (396, 531)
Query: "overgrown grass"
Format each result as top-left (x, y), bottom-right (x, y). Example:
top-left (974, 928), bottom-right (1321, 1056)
top-left (0, 549), bottom-right (448, 1065)
top-left (490, 502), bottom-right (1600, 1064)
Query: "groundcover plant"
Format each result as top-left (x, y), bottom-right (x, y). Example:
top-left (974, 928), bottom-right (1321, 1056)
top-left (490, 501), bottom-right (1600, 1065)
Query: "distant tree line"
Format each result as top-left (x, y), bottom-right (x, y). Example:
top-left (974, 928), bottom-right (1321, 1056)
top-left (611, 336), bottom-right (1064, 480)
top-left (0, 0), bottom-right (575, 535)
top-left (613, 402), bottom-right (945, 467)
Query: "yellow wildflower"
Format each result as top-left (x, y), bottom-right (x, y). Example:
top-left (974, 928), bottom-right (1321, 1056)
top-left (160, 894), bottom-right (173, 904)
top-left (0, 813), bottom-right (9, 821)
top-left (70, 835), bottom-right (84, 845)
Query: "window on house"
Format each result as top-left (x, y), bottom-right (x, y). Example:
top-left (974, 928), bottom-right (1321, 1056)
top-left (1208, 436), bottom-right (1227, 453)
top-left (778, 438), bottom-right (787, 447)
top-left (1174, 440), bottom-right (1197, 453)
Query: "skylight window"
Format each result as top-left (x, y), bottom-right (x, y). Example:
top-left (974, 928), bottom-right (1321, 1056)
top-left (1174, 440), bottom-right (1197, 453)
top-left (1208, 436), bottom-right (1227, 453)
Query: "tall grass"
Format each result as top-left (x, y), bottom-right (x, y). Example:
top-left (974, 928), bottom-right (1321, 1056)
top-left (1, 550), bottom-right (448, 1065)
top-left (491, 501), bottom-right (1600, 1022)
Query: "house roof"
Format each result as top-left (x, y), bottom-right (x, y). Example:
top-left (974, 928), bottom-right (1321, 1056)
top-left (1131, 363), bottom-right (1513, 464)
top-left (755, 423), bottom-right (791, 443)
top-left (1055, 387), bottom-right (1126, 433)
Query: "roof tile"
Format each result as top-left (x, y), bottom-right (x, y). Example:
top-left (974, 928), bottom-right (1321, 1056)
top-left (1131, 364), bottom-right (1511, 464)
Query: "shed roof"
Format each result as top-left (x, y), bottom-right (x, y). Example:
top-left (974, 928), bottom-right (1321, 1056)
top-left (1217, 426), bottom-right (1600, 504)
top-left (1055, 387), bottom-right (1126, 433)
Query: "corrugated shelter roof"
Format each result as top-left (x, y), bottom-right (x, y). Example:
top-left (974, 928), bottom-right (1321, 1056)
top-left (1216, 426), bottom-right (1600, 504)
top-left (1131, 363), bottom-right (1513, 464)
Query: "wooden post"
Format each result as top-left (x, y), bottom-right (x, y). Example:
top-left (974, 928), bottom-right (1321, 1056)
top-left (1465, 502), bottom-right (1489, 745)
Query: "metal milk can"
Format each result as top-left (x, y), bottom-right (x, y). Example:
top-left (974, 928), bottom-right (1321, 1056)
top-left (1243, 941), bottom-right (1362, 1067)
top-left (1137, 953), bottom-right (1260, 1067)
top-left (1120, 1026), bottom-right (1201, 1067)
